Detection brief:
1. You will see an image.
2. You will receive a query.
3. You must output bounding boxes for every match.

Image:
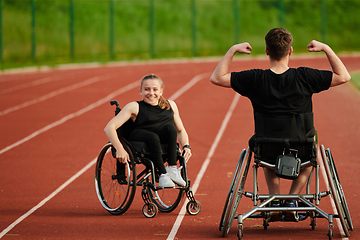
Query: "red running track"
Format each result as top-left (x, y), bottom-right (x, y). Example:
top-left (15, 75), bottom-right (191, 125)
top-left (0, 55), bottom-right (359, 239)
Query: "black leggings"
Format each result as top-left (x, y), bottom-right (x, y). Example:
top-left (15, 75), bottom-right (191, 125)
top-left (128, 124), bottom-right (177, 174)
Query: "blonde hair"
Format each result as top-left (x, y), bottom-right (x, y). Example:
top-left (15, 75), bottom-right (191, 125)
top-left (140, 74), bottom-right (170, 110)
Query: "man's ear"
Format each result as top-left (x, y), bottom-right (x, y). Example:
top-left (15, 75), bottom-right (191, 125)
top-left (265, 46), bottom-right (269, 56)
top-left (289, 46), bottom-right (293, 56)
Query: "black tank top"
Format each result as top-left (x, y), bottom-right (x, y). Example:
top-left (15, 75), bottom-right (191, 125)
top-left (134, 100), bottom-right (174, 134)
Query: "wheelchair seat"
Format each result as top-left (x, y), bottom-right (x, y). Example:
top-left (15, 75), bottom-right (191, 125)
top-left (250, 136), bottom-right (317, 165)
top-left (251, 112), bottom-right (317, 163)
top-left (128, 141), bottom-right (175, 157)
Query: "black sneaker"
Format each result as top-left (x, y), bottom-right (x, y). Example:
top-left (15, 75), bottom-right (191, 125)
top-left (283, 200), bottom-right (299, 222)
top-left (270, 199), bottom-right (282, 207)
top-left (269, 199), bottom-right (282, 222)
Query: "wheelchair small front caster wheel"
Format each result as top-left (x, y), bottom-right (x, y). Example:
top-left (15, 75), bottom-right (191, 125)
top-left (263, 218), bottom-right (269, 230)
top-left (142, 202), bottom-right (158, 218)
top-left (310, 218), bottom-right (316, 230)
top-left (328, 227), bottom-right (333, 240)
top-left (186, 200), bottom-right (201, 215)
top-left (237, 224), bottom-right (243, 240)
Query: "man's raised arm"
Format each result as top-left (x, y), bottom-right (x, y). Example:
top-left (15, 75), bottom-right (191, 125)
top-left (307, 40), bottom-right (351, 87)
top-left (210, 42), bottom-right (252, 88)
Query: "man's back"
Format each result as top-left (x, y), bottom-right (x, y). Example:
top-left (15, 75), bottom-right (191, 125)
top-left (230, 67), bottom-right (332, 116)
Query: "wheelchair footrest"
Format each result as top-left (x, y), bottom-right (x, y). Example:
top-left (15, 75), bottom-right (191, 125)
top-left (247, 212), bottom-right (311, 222)
top-left (243, 203), bottom-right (333, 223)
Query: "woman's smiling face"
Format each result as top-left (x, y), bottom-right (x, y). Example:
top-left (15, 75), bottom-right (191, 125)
top-left (140, 79), bottom-right (163, 106)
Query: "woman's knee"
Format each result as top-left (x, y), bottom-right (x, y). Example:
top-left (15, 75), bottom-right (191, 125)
top-left (160, 124), bottom-right (177, 141)
top-left (163, 124), bottom-right (177, 133)
top-left (130, 130), bottom-right (161, 146)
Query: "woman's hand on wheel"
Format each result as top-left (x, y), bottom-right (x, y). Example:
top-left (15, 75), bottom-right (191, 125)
top-left (116, 148), bottom-right (130, 163)
top-left (182, 148), bottom-right (192, 163)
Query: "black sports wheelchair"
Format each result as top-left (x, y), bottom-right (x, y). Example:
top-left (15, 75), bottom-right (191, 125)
top-left (220, 130), bottom-right (353, 239)
top-left (95, 100), bottom-right (201, 218)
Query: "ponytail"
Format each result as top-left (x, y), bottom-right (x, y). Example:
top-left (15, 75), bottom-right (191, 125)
top-left (158, 95), bottom-right (171, 110)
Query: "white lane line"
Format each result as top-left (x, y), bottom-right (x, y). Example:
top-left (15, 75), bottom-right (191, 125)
top-left (0, 80), bottom-right (139, 155)
top-left (318, 148), bottom-right (348, 240)
top-left (0, 75), bottom-right (64, 95)
top-left (0, 158), bottom-right (97, 239)
top-left (0, 74), bottom-right (116, 116)
top-left (169, 72), bottom-right (209, 100)
top-left (167, 93), bottom-right (240, 240)
top-left (0, 73), bottom-right (207, 238)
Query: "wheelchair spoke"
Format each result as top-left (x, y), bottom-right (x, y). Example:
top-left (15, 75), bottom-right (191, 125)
top-left (147, 161), bottom-right (184, 213)
top-left (95, 143), bottom-right (136, 215)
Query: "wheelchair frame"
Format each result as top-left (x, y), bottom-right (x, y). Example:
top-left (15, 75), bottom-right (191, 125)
top-left (94, 101), bottom-right (201, 218)
top-left (219, 141), bottom-right (353, 240)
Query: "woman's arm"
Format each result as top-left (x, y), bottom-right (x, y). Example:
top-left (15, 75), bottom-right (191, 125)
top-left (169, 100), bottom-right (192, 162)
top-left (104, 102), bottom-right (138, 163)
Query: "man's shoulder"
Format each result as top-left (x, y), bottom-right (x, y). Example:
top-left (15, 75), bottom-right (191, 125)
top-left (232, 69), bottom-right (268, 78)
top-left (292, 66), bottom-right (318, 72)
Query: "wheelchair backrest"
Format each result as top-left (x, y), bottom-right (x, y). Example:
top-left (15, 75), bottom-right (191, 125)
top-left (254, 112), bottom-right (316, 142)
top-left (251, 137), bottom-right (317, 163)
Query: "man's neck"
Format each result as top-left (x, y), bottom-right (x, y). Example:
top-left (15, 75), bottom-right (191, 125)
top-left (269, 57), bottom-right (290, 74)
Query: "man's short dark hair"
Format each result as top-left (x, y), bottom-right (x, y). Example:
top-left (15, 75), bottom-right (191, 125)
top-left (265, 28), bottom-right (293, 61)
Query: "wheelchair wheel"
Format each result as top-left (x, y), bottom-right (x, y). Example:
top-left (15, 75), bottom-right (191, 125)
top-left (142, 202), bottom-right (158, 218)
top-left (219, 148), bottom-right (247, 232)
top-left (95, 142), bottom-right (136, 215)
top-left (221, 148), bottom-right (252, 237)
top-left (186, 200), bottom-right (201, 215)
top-left (146, 160), bottom-right (185, 213)
top-left (320, 145), bottom-right (353, 237)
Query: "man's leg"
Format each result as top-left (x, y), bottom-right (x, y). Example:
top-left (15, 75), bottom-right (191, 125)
top-left (289, 165), bottom-right (312, 194)
top-left (264, 167), bottom-right (282, 221)
top-left (263, 167), bottom-right (280, 194)
top-left (282, 165), bottom-right (312, 222)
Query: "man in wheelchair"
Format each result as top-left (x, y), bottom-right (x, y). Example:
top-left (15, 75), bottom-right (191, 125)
top-left (104, 74), bottom-right (192, 188)
top-left (210, 28), bottom-right (351, 220)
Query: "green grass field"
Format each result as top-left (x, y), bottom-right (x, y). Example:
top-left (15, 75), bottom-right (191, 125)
top-left (350, 71), bottom-right (360, 92)
top-left (1, 0), bottom-right (360, 71)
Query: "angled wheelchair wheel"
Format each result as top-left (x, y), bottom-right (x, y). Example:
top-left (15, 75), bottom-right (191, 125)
top-left (147, 160), bottom-right (185, 213)
top-left (221, 148), bottom-right (252, 237)
top-left (219, 148), bottom-right (247, 232)
top-left (95, 142), bottom-right (136, 215)
top-left (320, 145), bottom-right (353, 237)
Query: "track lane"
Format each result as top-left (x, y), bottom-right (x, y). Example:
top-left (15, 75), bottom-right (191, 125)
top-left (1, 56), bottom-right (359, 239)
top-left (0, 63), bottom-right (231, 238)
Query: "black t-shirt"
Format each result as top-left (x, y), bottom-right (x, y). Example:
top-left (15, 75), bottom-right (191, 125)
top-left (231, 67), bottom-right (332, 115)
top-left (133, 100), bottom-right (174, 134)
top-left (231, 67), bottom-right (332, 140)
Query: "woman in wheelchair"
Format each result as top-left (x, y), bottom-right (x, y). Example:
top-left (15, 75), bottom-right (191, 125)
top-left (104, 74), bottom-right (192, 188)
